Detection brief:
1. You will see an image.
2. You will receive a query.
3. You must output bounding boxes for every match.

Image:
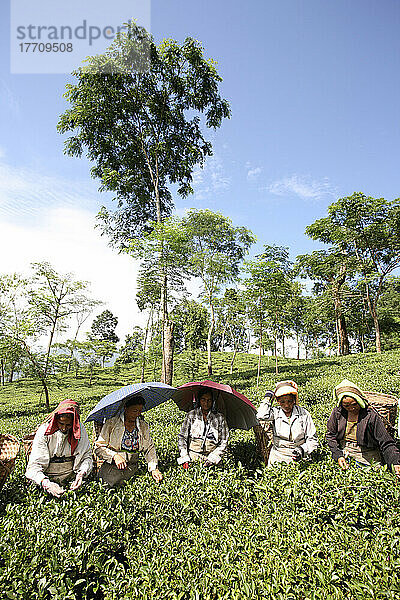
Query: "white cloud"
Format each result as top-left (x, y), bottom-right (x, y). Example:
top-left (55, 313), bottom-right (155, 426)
top-left (0, 206), bottom-right (144, 343)
top-left (173, 206), bottom-right (191, 218)
top-left (0, 156), bottom-right (206, 348)
top-left (0, 158), bottom-right (100, 222)
top-left (268, 174), bottom-right (337, 200)
top-left (191, 153), bottom-right (231, 201)
top-left (247, 166), bottom-right (262, 181)
top-left (0, 79), bottom-right (21, 117)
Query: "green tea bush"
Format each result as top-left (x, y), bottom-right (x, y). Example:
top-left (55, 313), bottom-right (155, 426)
top-left (1, 350), bottom-right (400, 599)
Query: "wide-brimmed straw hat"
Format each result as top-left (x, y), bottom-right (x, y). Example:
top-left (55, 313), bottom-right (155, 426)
top-left (273, 380), bottom-right (299, 404)
top-left (334, 379), bottom-right (368, 409)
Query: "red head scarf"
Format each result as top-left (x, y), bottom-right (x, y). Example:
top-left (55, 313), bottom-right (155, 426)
top-left (45, 400), bottom-right (81, 454)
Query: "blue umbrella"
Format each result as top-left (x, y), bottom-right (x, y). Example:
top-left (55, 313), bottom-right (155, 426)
top-left (85, 382), bottom-right (177, 423)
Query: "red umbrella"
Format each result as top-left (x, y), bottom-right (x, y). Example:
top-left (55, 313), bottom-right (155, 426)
top-left (172, 380), bottom-right (258, 430)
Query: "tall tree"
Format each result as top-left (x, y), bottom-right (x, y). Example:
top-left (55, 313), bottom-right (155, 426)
top-left (58, 23), bottom-right (230, 384)
top-left (129, 218), bottom-right (191, 383)
top-left (244, 245), bottom-right (293, 379)
top-left (136, 266), bottom-right (161, 383)
top-left (116, 327), bottom-right (144, 365)
top-left (171, 299), bottom-right (209, 353)
top-left (306, 192), bottom-right (400, 352)
top-left (90, 309), bottom-right (120, 344)
top-left (295, 250), bottom-right (354, 355)
top-left (0, 274), bottom-right (51, 408)
top-left (181, 210), bottom-right (255, 376)
top-left (28, 261), bottom-right (94, 377)
top-left (215, 289), bottom-right (247, 374)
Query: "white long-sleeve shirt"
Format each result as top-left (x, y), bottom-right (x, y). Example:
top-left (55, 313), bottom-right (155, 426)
top-left (94, 414), bottom-right (158, 472)
top-left (177, 408), bottom-right (229, 465)
top-left (256, 402), bottom-right (318, 457)
top-left (25, 422), bottom-right (93, 485)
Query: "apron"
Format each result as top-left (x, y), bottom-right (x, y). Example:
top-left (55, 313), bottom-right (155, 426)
top-left (268, 436), bottom-right (305, 466)
top-left (340, 440), bottom-right (382, 466)
top-left (45, 457), bottom-right (75, 484)
top-left (98, 452), bottom-right (139, 487)
top-left (189, 439), bottom-right (218, 462)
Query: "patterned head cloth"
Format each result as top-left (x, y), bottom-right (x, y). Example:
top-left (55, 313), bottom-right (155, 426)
top-left (334, 379), bottom-right (368, 409)
top-left (273, 380), bottom-right (299, 405)
top-left (45, 400), bottom-right (81, 454)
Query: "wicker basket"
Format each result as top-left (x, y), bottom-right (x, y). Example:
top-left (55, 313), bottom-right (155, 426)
top-left (0, 434), bottom-right (20, 490)
top-left (22, 430), bottom-right (37, 460)
top-left (363, 390), bottom-right (399, 438)
top-left (253, 422), bottom-right (273, 464)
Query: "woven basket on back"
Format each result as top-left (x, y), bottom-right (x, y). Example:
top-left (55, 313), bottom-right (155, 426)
top-left (253, 422), bottom-right (274, 464)
top-left (22, 431), bottom-right (37, 460)
top-left (0, 434), bottom-right (20, 490)
top-left (363, 390), bottom-right (399, 439)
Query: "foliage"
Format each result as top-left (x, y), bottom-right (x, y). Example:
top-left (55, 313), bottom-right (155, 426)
top-left (58, 24), bottom-right (230, 386)
top-left (116, 327), bottom-right (145, 365)
top-left (58, 24), bottom-right (230, 244)
top-left (2, 350), bottom-right (400, 599)
top-left (29, 262), bottom-right (94, 377)
top-left (181, 209), bottom-right (255, 375)
top-left (306, 192), bottom-right (400, 353)
top-left (244, 245), bottom-right (293, 378)
top-left (171, 299), bottom-right (210, 353)
top-left (129, 218), bottom-right (191, 312)
top-left (90, 310), bottom-right (119, 344)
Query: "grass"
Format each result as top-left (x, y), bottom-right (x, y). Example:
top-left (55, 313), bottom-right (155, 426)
top-left (1, 350), bottom-right (400, 599)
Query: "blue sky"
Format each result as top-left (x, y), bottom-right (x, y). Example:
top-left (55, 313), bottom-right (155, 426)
top-left (1, 0), bottom-right (399, 340)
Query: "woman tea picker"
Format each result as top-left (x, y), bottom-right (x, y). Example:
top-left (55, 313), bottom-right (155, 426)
top-left (178, 388), bottom-right (229, 468)
top-left (326, 379), bottom-right (400, 475)
top-left (25, 400), bottom-right (93, 497)
top-left (257, 380), bottom-right (318, 465)
top-left (94, 396), bottom-right (163, 487)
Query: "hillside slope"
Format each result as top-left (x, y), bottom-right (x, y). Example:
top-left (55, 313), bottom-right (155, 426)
top-left (1, 350), bottom-right (400, 599)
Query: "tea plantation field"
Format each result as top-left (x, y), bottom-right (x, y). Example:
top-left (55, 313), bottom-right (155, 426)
top-left (1, 350), bottom-right (400, 599)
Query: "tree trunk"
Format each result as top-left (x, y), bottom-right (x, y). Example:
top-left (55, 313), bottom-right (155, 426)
top-left (334, 313), bottom-right (340, 356)
top-left (230, 347), bottom-right (238, 375)
top-left (228, 325), bottom-right (237, 374)
top-left (21, 340), bottom-right (50, 410)
top-left (281, 335), bottom-right (285, 359)
top-left (371, 305), bottom-right (381, 353)
top-left (206, 298), bottom-right (215, 377)
top-left (364, 282), bottom-right (381, 353)
top-left (338, 314), bottom-right (350, 355)
top-left (256, 316), bottom-right (262, 389)
top-left (296, 333), bottom-right (300, 360)
top-left (246, 327), bottom-right (251, 353)
top-left (44, 320), bottom-right (57, 378)
top-left (221, 324), bottom-right (228, 352)
top-left (140, 310), bottom-right (152, 383)
top-left (153, 353), bottom-right (157, 380)
top-left (44, 285), bottom-right (64, 377)
top-left (144, 155), bottom-right (176, 384)
top-left (360, 332), bottom-right (365, 353)
top-left (0, 359), bottom-right (4, 385)
top-left (161, 321), bottom-right (174, 385)
top-left (8, 363), bottom-right (15, 383)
